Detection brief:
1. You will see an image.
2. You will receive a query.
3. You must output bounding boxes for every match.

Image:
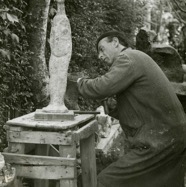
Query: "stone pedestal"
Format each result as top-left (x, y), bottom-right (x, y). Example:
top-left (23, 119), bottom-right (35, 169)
top-left (34, 109), bottom-right (74, 121)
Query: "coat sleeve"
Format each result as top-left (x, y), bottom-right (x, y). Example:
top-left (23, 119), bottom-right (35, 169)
top-left (77, 54), bottom-right (141, 100)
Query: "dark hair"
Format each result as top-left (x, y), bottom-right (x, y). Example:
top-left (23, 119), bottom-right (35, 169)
top-left (96, 31), bottom-right (128, 51)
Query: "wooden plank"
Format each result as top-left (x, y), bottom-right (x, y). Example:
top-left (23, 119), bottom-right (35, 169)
top-left (96, 124), bottom-right (121, 154)
top-left (4, 126), bottom-right (24, 131)
top-left (6, 128), bottom-right (35, 155)
top-left (10, 126), bottom-right (29, 131)
top-left (72, 120), bottom-right (98, 142)
top-left (6, 126), bottom-right (25, 154)
top-left (6, 112), bottom-right (94, 130)
top-left (80, 134), bottom-right (97, 187)
top-left (2, 153), bottom-right (76, 166)
top-left (7, 127), bottom-right (25, 187)
top-left (59, 144), bottom-right (77, 187)
top-left (15, 165), bottom-right (75, 180)
top-left (7, 143), bottom-right (25, 154)
top-left (7, 143), bottom-right (25, 187)
top-left (7, 131), bottom-right (72, 145)
top-left (60, 180), bottom-right (77, 187)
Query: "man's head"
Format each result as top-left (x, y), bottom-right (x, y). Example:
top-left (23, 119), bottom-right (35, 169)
top-left (96, 31), bottom-right (128, 65)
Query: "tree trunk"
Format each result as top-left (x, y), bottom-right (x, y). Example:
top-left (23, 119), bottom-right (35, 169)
top-left (27, 0), bottom-right (50, 108)
top-left (145, 0), bottom-right (152, 30)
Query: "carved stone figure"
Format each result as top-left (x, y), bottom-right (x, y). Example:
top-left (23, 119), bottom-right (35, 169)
top-left (42, 0), bottom-right (72, 113)
top-left (96, 106), bottom-right (112, 140)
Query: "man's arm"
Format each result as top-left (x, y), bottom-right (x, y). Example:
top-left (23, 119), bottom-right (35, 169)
top-left (77, 54), bottom-right (140, 99)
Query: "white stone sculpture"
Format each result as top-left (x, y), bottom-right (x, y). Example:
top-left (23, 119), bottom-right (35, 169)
top-left (42, 0), bottom-right (72, 113)
top-left (96, 106), bottom-right (112, 139)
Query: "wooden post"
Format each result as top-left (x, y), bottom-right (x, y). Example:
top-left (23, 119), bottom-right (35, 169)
top-left (8, 127), bottom-right (25, 187)
top-left (80, 134), bottom-right (97, 187)
top-left (59, 144), bottom-right (77, 187)
top-left (34, 144), bottom-right (50, 187)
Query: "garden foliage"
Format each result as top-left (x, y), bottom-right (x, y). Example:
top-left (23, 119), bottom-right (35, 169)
top-left (0, 0), bottom-right (34, 150)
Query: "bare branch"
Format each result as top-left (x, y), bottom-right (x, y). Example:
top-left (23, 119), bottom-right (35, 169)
top-left (172, 0), bottom-right (186, 13)
top-left (174, 10), bottom-right (186, 24)
top-left (167, 0), bottom-right (186, 24)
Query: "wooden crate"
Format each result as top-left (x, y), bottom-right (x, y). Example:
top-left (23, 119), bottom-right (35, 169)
top-left (3, 113), bottom-right (98, 187)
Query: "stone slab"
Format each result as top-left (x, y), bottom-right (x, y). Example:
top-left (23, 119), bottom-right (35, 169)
top-left (96, 124), bottom-right (121, 154)
top-left (6, 112), bottom-right (94, 130)
top-left (34, 109), bottom-right (75, 121)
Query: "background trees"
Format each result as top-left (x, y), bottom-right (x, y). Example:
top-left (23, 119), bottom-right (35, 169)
top-left (168, 0), bottom-right (186, 62)
top-left (26, 0), bottom-right (50, 109)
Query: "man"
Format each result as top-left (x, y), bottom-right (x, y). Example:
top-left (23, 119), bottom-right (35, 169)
top-left (77, 31), bottom-right (186, 187)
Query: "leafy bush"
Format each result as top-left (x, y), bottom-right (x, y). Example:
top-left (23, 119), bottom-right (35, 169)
top-left (0, 0), bottom-right (34, 150)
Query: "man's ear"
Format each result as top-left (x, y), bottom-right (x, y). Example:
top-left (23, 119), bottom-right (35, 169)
top-left (112, 37), bottom-right (119, 47)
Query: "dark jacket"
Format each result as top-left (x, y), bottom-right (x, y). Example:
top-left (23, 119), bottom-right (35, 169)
top-left (78, 49), bottom-right (186, 187)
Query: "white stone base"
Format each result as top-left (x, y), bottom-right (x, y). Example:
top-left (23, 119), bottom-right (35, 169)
top-left (96, 124), bottom-right (121, 154)
top-left (34, 109), bottom-right (75, 121)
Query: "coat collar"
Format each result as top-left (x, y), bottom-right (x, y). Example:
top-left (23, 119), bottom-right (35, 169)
top-left (110, 47), bottom-right (131, 68)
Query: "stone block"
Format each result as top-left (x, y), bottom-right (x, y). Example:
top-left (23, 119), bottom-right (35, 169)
top-left (34, 109), bottom-right (75, 121)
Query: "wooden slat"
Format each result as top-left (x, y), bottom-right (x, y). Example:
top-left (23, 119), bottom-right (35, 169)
top-left (15, 165), bottom-right (75, 180)
top-left (2, 153), bottom-right (76, 166)
top-left (4, 126), bottom-right (24, 131)
top-left (7, 131), bottom-right (72, 145)
top-left (7, 128), bottom-right (25, 187)
top-left (72, 120), bottom-right (98, 142)
top-left (59, 143), bottom-right (77, 187)
top-left (96, 124), bottom-right (121, 154)
top-left (7, 143), bottom-right (25, 154)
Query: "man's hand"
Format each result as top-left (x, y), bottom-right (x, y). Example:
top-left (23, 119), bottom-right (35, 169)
top-left (101, 97), bottom-right (117, 114)
top-left (77, 78), bottom-right (82, 83)
top-left (107, 97), bottom-right (117, 111)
